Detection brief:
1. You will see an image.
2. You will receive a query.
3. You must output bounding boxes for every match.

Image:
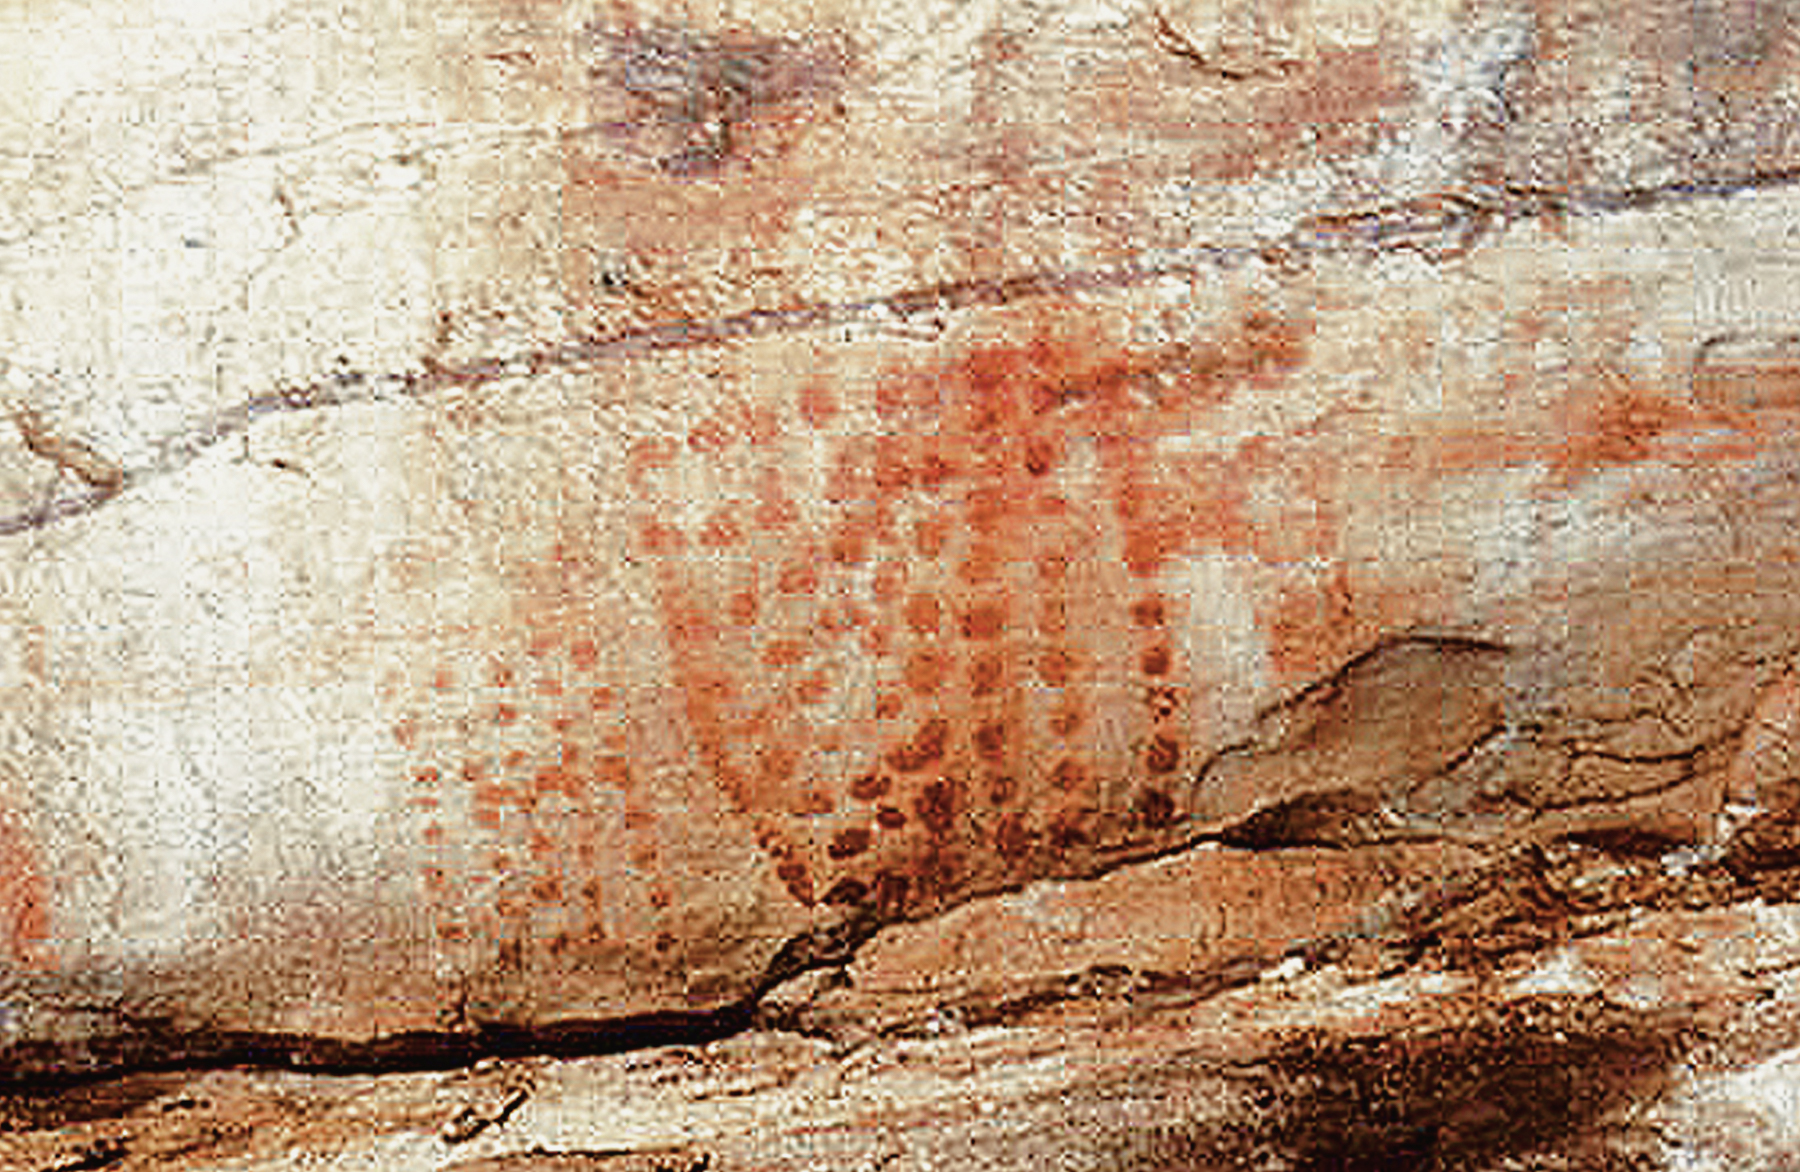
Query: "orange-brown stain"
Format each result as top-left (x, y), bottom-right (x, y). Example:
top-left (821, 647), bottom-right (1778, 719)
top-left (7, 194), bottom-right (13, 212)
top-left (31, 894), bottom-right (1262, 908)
top-left (0, 801), bottom-right (50, 969)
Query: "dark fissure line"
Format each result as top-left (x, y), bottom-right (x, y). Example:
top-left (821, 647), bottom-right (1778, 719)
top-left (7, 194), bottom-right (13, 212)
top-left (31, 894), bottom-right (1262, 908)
top-left (0, 1002), bottom-right (759, 1096)
top-left (0, 904), bottom-right (890, 1094)
top-left (5, 165), bottom-right (1800, 537)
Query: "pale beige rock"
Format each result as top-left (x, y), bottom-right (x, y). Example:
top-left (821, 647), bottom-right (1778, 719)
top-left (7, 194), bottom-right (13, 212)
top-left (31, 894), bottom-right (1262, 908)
top-left (4, 0), bottom-right (1800, 1102)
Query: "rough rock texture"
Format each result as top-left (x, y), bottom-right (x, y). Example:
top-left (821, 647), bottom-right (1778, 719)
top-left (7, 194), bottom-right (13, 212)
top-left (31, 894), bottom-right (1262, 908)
top-left (9, 842), bottom-right (1800, 1168)
top-left (7, 0), bottom-right (1800, 1163)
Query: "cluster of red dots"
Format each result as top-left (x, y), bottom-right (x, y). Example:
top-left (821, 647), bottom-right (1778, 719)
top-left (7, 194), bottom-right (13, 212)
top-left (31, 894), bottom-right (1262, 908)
top-left (392, 630), bottom-right (679, 956)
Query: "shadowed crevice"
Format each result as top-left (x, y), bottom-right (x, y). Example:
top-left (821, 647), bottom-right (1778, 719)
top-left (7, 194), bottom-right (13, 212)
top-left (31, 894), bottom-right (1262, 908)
top-left (0, 1002), bottom-right (757, 1099)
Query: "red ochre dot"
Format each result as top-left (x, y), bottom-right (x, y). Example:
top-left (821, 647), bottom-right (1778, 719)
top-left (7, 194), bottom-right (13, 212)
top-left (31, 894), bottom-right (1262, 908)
top-left (888, 717), bottom-right (950, 772)
top-left (491, 663), bottom-right (516, 688)
top-left (1131, 596), bottom-right (1167, 627)
top-left (700, 510), bottom-right (744, 548)
top-left (754, 480), bottom-right (800, 531)
top-left (876, 805), bottom-right (907, 829)
top-left (918, 449), bottom-right (956, 490)
top-left (915, 778), bottom-right (960, 836)
top-left (872, 562), bottom-right (905, 601)
top-left (495, 704), bottom-right (520, 726)
top-left (762, 637), bottom-right (806, 668)
top-left (960, 601), bottom-right (1008, 640)
top-left (1146, 733), bottom-right (1182, 774)
top-left (873, 869), bottom-right (911, 913)
top-left (535, 764), bottom-right (581, 800)
top-left (796, 670), bottom-right (832, 705)
top-left (829, 514), bottom-right (875, 566)
top-left (727, 588), bottom-right (759, 626)
top-left (873, 437), bottom-right (912, 490)
top-left (974, 720), bottom-right (1008, 762)
top-left (1050, 757), bottom-right (1086, 791)
top-left (760, 746), bottom-right (801, 784)
top-left (1141, 645), bottom-right (1173, 677)
top-left (851, 773), bottom-right (891, 800)
top-left (970, 654), bottom-right (1004, 696)
top-left (904, 649), bottom-right (950, 696)
top-left (994, 813), bottom-right (1034, 860)
top-left (914, 516), bottom-right (951, 559)
top-left (639, 519), bottom-right (686, 555)
top-left (1039, 647), bottom-right (1075, 687)
top-left (904, 592), bottom-right (942, 634)
top-left (798, 381), bottom-right (838, 429)
top-left (778, 561), bottom-right (820, 595)
top-left (819, 602), bottom-right (865, 633)
top-left (776, 858), bottom-right (815, 904)
top-left (1051, 703), bottom-right (1085, 737)
top-left (432, 668), bottom-right (455, 691)
top-left (413, 766), bottom-right (441, 786)
top-left (1136, 787), bottom-right (1178, 827)
top-left (688, 416), bottom-right (732, 453)
top-left (959, 543), bottom-right (1004, 584)
top-left (874, 692), bottom-right (906, 719)
top-left (824, 878), bottom-right (869, 906)
top-left (828, 827), bottom-right (873, 859)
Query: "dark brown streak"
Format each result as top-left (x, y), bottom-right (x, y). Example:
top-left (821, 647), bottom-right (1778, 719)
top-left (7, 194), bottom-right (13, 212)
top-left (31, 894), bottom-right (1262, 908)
top-left (1150, 7), bottom-right (1301, 82)
top-left (5, 168), bottom-right (1800, 538)
top-left (11, 407), bottom-right (124, 495)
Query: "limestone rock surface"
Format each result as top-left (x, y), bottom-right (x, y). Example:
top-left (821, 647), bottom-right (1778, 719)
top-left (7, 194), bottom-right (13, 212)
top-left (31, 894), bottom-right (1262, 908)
top-left (5, 1), bottom-right (1800, 1158)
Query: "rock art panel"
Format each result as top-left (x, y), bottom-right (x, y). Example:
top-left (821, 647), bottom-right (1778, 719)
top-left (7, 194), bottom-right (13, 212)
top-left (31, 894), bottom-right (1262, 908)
top-left (4, 0), bottom-right (1800, 1081)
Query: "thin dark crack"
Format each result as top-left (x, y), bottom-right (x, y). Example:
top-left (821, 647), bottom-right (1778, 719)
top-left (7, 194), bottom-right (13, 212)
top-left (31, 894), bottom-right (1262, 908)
top-left (7, 166), bottom-right (1800, 537)
top-left (1150, 6), bottom-right (1302, 82)
top-left (0, 1002), bottom-right (759, 1095)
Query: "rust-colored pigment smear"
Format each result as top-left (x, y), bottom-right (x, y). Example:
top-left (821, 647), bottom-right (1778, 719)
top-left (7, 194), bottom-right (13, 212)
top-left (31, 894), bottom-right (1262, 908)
top-left (0, 798), bottom-right (50, 968)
